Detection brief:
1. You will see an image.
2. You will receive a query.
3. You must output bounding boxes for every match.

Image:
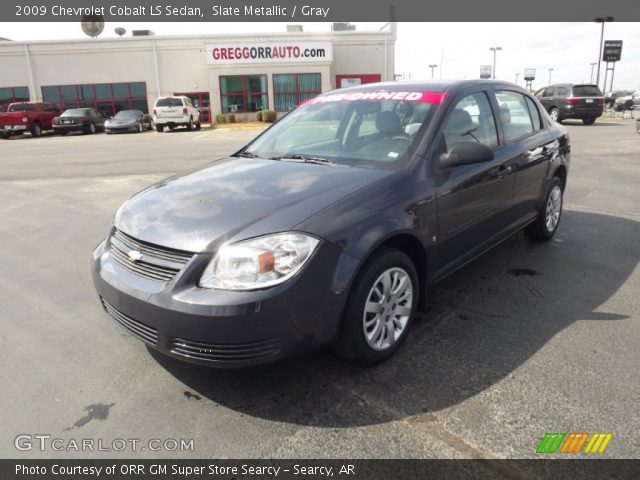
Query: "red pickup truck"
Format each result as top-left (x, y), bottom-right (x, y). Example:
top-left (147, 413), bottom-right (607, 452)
top-left (0, 101), bottom-right (61, 139)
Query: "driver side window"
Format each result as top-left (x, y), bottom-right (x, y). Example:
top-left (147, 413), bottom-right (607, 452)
top-left (441, 92), bottom-right (498, 153)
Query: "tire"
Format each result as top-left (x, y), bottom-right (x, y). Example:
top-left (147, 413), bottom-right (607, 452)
top-left (87, 123), bottom-right (96, 134)
top-left (524, 176), bottom-right (563, 242)
top-left (582, 117), bottom-right (596, 125)
top-left (156, 124), bottom-right (164, 133)
top-left (137, 122), bottom-right (143, 133)
top-left (549, 107), bottom-right (560, 123)
top-left (195, 121), bottom-right (202, 131)
top-left (31, 122), bottom-right (42, 138)
top-left (1, 132), bottom-right (9, 140)
top-left (334, 247), bottom-right (418, 366)
top-left (187, 117), bottom-right (194, 131)
top-left (148, 120), bottom-right (154, 131)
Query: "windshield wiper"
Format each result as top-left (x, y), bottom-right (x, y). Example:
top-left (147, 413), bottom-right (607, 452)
top-left (270, 153), bottom-right (335, 166)
top-left (234, 151), bottom-right (261, 158)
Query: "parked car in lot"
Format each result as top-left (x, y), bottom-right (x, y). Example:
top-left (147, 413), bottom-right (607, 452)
top-left (535, 83), bottom-right (604, 124)
top-left (105, 110), bottom-right (153, 134)
top-left (613, 90), bottom-right (640, 111)
top-left (0, 101), bottom-right (60, 138)
top-left (93, 80), bottom-right (570, 368)
top-left (604, 90), bottom-right (634, 108)
top-left (153, 96), bottom-right (201, 132)
top-left (53, 108), bottom-right (105, 135)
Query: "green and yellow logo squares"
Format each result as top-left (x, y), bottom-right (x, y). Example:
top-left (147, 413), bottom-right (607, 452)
top-left (536, 433), bottom-right (612, 454)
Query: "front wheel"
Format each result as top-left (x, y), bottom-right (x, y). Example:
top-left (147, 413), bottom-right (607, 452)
top-left (31, 122), bottom-right (42, 138)
top-left (334, 248), bottom-right (418, 366)
top-left (137, 122), bottom-right (143, 133)
top-left (524, 177), bottom-right (563, 242)
top-left (582, 117), bottom-right (596, 125)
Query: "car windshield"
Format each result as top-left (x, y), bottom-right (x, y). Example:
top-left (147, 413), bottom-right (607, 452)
top-left (244, 90), bottom-right (444, 169)
top-left (156, 98), bottom-right (183, 107)
top-left (115, 110), bottom-right (139, 119)
top-left (573, 85), bottom-right (603, 97)
top-left (8, 104), bottom-right (36, 112)
top-left (61, 109), bottom-right (89, 117)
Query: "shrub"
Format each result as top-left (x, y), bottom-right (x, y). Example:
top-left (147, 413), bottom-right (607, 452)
top-left (226, 113), bottom-right (236, 123)
top-left (215, 113), bottom-right (227, 124)
top-left (256, 110), bottom-right (263, 121)
top-left (262, 110), bottom-right (277, 123)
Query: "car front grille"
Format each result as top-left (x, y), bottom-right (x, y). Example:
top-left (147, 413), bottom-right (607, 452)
top-left (169, 338), bottom-right (281, 363)
top-left (101, 298), bottom-right (158, 345)
top-left (109, 229), bottom-right (194, 283)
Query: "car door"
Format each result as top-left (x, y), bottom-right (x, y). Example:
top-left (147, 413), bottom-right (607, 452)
top-left (430, 88), bottom-right (515, 279)
top-left (537, 86), bottom-right (555, 112)
top-left (493, 90), bottom-right (555, 228)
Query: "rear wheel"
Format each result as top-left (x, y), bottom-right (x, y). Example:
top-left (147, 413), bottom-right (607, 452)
top-left (156, 124), bottom-right (164, 133)
top-left (524, 177), bottom-right (563, 242)
top-left (187, 117), bottom-right (194, 131)
top-left (549, 107), bottom-right (560, 123)
top-left (334, 248), bottom-right (418, 366)
top-left (31, 122), bottom-right (42, 138)
top-left (87, 123), bottom-right (96, 134)
top-left (582, 117), bottom-right (596, 125)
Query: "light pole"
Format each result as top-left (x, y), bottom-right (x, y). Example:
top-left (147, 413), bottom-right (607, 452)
top-left (594, 16), bottom-right (614, 89)
top-left (428, 64), bottom-right (438, 79)
top-left (548, 68), bottom-right (554, 85)
top-left (589, 62), bottom-right (597, 83)
top-left (514, 72), bottom-right (520, 84)
top-left (489, 47), bottom-right (502, 79)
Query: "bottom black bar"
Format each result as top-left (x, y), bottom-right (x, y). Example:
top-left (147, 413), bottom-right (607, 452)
top-left (2, 459), bottom-right (639, 480)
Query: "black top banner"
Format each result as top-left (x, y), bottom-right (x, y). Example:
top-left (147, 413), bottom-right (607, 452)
top-left (4, 0), bottom-right (640, 22)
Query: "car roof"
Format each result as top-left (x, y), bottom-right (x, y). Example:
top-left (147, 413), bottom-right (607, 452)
top-left (329, 79), bottom-right (527, 96)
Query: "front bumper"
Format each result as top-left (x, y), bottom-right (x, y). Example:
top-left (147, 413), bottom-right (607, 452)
top-left (105, 124), bottom-right (137, 133)
top-left (53, 124), bottom-right (87, 133)
top-left (91, 231), bottom-right (349, 368)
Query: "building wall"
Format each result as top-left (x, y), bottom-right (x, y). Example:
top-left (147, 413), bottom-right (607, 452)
top-left (0, 27), bottom-right (396, 121)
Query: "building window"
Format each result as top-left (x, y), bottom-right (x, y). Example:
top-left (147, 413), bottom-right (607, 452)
top-left (273, 73), bottom-right (321, 112)
top-left (41, 82), bottom-right (148, 116)
top-left (219, 75), bottom-right (267, 113)
top-left (0, 86), bottom-right (29, 111)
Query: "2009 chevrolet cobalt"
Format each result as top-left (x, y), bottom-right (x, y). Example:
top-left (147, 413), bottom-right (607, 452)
top-left (92, 80), bottom-right (570, 367)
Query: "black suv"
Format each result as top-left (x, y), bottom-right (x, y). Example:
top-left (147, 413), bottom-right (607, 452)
top-left (535, 84), bottom-right (604, 125)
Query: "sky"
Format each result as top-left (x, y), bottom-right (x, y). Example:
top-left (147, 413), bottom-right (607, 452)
top-left (1, 21), bottom-right (638, 91)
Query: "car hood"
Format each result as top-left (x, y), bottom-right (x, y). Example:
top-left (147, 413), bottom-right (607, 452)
top-left (115, 157), bottom-right (391, 252)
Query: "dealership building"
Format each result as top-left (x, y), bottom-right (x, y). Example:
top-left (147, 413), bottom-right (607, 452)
top-left (0, 24), bottom-right (396, 122)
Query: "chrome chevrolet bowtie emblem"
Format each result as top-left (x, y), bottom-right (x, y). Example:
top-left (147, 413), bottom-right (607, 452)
top-left (128, 250), bottom-right (143, 262)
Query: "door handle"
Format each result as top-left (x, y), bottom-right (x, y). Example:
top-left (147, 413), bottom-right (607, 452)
top-left (497, 165), bottom-right (512, 179)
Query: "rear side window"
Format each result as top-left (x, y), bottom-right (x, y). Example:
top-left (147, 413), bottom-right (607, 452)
top-left (156, 98), bottom-right (183, 107)
top-left (495, 91), bottom-right (535, 143)
top-left (8, 104), bottom-right (36, 112)
top-left (525, 97), bottom-right (542, 131)
top-left (573, 85), bottom-right (603, 97)
top-left (556, 86), bottom-right (571, 96)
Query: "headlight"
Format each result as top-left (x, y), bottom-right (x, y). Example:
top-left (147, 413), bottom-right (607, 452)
top-left (199, 232), bottom-right (320, 291)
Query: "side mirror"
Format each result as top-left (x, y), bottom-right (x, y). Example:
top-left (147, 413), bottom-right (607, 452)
top-left (439, 141), bottom-right (494, 169)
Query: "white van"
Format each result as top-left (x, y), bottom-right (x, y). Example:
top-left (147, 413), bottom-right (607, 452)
top-left (153, 96), bottom-right (201, 132)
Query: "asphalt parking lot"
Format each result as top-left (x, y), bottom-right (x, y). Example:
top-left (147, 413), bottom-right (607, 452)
top-left (1, 120), bottom-right (639, 461)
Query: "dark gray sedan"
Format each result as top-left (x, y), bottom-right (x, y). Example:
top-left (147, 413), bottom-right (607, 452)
top-left (105, 110), bottom-right (153, 134)
top-left (92, 80), bottom-right (570, 368)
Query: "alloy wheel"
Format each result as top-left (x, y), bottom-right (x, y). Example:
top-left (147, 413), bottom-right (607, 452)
top-left (545, 185), bottom-right (562, 232)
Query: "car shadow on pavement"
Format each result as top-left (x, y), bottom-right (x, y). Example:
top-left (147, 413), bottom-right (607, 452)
top-left (149, 210), bottom-right (638, 427)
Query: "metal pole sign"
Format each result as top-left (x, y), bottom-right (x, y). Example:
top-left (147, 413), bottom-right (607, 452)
top-left (602, 40), bottom-right (623, 62)
top-left (523, 68), bottom-right (535, 81)
top-left (480, 65), bottom-right (492, 79)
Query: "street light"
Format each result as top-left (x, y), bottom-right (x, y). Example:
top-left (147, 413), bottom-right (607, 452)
top-left (514, 72), bottom-right (520, 84)
top-left (489, 47), bottom-right (502, 79)
top-left (594, 16), bottom-right (614, 89)
top-left (589, 62), bottom-right (597, 83)
top-left (428, 64), bottom-right (438, 79)
top-left (548, 68), bottom-right (554, 85)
